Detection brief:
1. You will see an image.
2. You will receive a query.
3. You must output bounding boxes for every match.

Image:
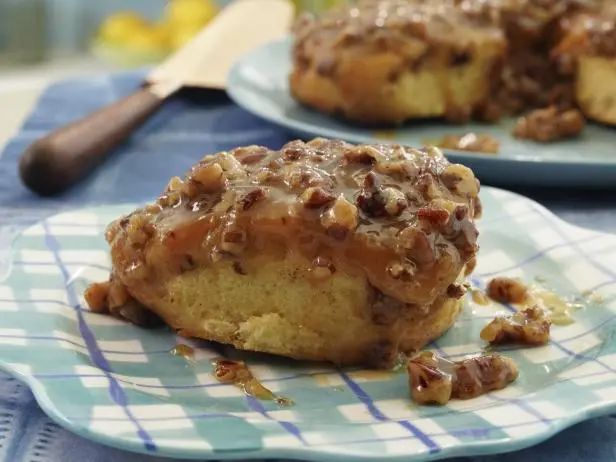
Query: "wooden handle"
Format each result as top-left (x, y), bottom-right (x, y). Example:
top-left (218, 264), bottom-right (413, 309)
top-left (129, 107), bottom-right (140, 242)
top-left (19, 86), bottom-right (164, 196)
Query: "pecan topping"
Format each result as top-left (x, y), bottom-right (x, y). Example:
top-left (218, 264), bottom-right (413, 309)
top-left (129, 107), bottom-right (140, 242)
top-left (192, 162), bottom-right (225, 193)
top-left (220, 229), bottom-right (246, 255)
top-left (447, 283), bottom-right (467, 299)
top-left (398, 227), bottom-right (435, 265)
top-left (417, 206), bottom-right (450, 227)
top-left (407, 351), bottom-right (453, 405)
top-left (514, 107), bottom-right (585, 142)
top-left (486, 277), bottom-right (528, 304)
top-left (343, 145), bottom-right (384, 164)
top-left (239, 188), bottom-right (266, 210)
top-left (213, 359), bottom-right (252, 383)
top-left (321, 194), bottom-right (359, 237)
top-left (481, 306), bottom-right (551, 345)
top-left (301, 187), bottom-right (335, 208)
top-left (408, 351), bottom-right (518, 405)
top-left (382, 187), bottom-right (407, 216)
top-left (84, 281), bottom-right (110, 312)
top-left (90, 139), bottom-right (481, 345)
top-left (452, 354), bottom-right (518, 400)
top-left (233, 146), bottom-right (268, 164)
top-left (440, 164), bottom-right (479, 197)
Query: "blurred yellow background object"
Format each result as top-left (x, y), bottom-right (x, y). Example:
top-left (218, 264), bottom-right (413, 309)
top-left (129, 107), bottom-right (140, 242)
top-left (93, 0), bottom-right (350, 66)
top-left (94, 0), bottom-right (219, 65)
top-left (166, 0), bottom-right (218, 27)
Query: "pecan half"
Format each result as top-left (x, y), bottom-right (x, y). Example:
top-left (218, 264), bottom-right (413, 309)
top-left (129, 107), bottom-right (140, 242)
top-left (452, 354), bottom-right (518, 400)
top-left (486, 277), bottom-right (528, 304)
top-left (408, 352), bottom-right (518, 405)
top-left (480, 306), bottom-right (551, 345)
top-left (407, 351), bottom-right (453, 405)
top-left (321, 194), bottom-right (358, 238)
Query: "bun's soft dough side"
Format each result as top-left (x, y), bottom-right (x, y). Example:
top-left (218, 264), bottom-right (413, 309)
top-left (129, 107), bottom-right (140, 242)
top-left (86, 139), bottom-right (481, 367)
top-left (554, 3), bottom-right (616, 125)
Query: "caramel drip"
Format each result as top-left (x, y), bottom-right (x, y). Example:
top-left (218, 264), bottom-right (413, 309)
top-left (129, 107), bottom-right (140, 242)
top-left (213, 359), bottom-right (293, 406)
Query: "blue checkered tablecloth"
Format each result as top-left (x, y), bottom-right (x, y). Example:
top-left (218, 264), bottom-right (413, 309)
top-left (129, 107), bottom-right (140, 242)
top-left (0, 71), bottom-right (615, 462)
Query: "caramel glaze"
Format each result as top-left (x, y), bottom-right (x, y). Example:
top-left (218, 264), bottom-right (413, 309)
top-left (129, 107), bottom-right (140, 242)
top-left (92, 139), bottom-right (480, 366)
top-left (555, 2), bottom-right (616, 59)
top-left (213, 359), bottom-right (293, 405)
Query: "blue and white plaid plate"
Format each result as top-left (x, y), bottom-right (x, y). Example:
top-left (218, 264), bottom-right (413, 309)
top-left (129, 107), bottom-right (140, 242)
top-left (0, 186), bottom-right (614, 461)
top-left (227, 39), bottom-right (616, 188)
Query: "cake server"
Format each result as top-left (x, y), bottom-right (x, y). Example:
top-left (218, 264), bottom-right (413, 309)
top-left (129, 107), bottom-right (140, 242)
top-left (19, 0), bottom-right (294, 196)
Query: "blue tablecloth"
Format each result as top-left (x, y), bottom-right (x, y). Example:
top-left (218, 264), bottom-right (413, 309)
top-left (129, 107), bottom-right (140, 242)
top-left (0, 71), bottom-right (614, 462)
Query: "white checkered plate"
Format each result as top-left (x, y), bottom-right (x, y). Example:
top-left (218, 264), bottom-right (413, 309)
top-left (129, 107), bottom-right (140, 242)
top-left (0, 186), bottom-right (614, 460)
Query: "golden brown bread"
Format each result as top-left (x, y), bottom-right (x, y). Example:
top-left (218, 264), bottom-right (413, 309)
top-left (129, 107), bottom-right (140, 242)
top-left (85, 139), bottom-right (481, 367)
top-left (554, 3), bottom-right (616, 125)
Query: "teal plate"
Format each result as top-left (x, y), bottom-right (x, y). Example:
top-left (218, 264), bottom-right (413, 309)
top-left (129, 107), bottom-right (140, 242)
top-left (227, 39), bottom-right (616, 188)
top-left (0, 186), bottom-right (615, 460)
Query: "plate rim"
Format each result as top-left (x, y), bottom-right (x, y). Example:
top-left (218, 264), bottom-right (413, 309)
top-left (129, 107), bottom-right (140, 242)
top-left (1, 186), bottom-right (615, 461)
top-left (226, 37), bottom-right (616, 169)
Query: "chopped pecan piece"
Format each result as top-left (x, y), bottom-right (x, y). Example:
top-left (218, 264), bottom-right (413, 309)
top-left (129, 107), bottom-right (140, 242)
top-left (452, 354), bottom-right (518, 400)
top-left (213, 359), bottom-right (252, 383)
top-left (480, 306), bottom-right (551, 345)
top-left (408, 351), bottom-right (518, 405)
top-left (440, 163), bottom-right (480, 197)
top-left (343, 145), bottom-right (385, 164)
top-left (192, 162), bottom-right (225, 193)
top-left (301, 187), bottom-right (335, 208)
top-left (357, 173), bottom-right (405, 217)
top-left (125, 213), bottom-right (154, 247)
top-left (407, 351), bottom-right (453, 405)
top-left (513, 107), bottom-right (585, 143)
top-left (417, 206), bottom-right (450, 227)
top-left (239, 188), bottom-right (266, 210)
top-left (398, 226), bottom-right (435, 265)
top-left (375, 159), bottom-right (419, 177)
top-left (165, 176), bottom-right (184, 193)
top-left (382, 187), bottom-right (407, 216)
top-left (219, 154), bottom-right (246, 179)
top-left (84, 281), bottom-right (110, 312)
top-left (434, 133), bottom-right (499, 154)
top-left (233, 146), bottom-right (268, 164)
top-left (447, 283), bottom-right (467, 299)
top-left (321, 194), bottom-right (359, 238)
top-left (86, 280), bottom-right (162, 327)
top-left (486, 277), bottom-right (528, 304)
top-left (283, 146), bottom-right (305, 161)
